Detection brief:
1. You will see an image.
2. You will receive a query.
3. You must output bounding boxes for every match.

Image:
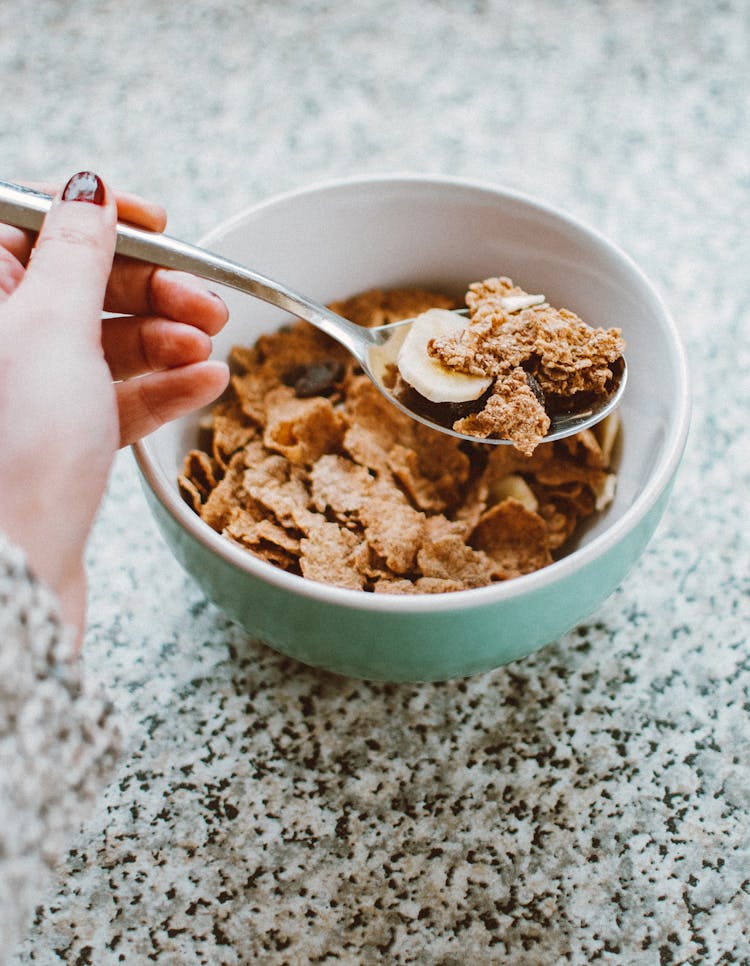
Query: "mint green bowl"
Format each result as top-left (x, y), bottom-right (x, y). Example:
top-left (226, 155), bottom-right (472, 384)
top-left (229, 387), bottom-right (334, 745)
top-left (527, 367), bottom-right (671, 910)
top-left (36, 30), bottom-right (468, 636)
top-left (133, 175), bottom-right (690, 681)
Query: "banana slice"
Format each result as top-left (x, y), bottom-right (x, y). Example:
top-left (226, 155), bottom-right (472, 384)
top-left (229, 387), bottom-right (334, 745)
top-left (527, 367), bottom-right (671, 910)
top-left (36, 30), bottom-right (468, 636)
top-left (396, 309), bottom-right (492, 403)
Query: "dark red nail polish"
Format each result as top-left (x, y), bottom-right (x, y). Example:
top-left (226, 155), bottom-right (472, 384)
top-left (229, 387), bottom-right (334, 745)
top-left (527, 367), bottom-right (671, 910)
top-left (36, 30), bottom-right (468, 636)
top-left (61, 171), bottom-right (106, 205)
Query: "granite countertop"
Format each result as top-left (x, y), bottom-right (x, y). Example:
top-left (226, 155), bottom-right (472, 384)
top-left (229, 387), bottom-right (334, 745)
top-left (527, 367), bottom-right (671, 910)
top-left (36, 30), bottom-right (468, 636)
top-left (2, 1), bottom-right (748, 962)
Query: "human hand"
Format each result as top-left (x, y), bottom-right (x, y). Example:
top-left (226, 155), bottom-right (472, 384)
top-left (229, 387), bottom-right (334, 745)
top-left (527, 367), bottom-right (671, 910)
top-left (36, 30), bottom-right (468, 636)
top-left (0, 172), bottom-right (230, 635)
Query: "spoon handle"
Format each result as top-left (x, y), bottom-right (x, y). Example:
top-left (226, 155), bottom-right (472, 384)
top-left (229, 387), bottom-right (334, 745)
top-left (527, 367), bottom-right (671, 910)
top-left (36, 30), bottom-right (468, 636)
top-left (0, 179), bottom-right (369, 357)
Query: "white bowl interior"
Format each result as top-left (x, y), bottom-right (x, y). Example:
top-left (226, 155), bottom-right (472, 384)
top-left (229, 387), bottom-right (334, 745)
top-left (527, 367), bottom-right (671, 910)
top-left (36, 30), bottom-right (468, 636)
top-left (141, 176), bottom-right (688, 589)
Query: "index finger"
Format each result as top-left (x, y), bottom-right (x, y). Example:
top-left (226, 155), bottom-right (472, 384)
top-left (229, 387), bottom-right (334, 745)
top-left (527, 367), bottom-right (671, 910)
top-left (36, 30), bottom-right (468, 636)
top-left (14, 172), bottom-right (117, 341)
top-left (0, 180), bottom-right (168, 264)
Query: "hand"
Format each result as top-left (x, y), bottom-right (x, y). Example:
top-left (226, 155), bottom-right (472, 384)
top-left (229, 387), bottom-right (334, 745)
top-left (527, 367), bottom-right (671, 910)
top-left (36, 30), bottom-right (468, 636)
top-left (0, 172), bottom-right (230, 636)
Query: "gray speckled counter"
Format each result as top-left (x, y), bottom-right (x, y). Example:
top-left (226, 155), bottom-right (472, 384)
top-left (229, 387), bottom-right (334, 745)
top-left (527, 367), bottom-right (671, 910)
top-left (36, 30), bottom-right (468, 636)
top-left (3, 1), bottom-right (749, 962)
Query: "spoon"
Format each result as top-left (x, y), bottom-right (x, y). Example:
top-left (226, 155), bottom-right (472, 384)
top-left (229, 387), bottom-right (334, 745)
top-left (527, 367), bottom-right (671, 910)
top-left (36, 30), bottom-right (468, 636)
top-left (0, 179), bottom-right (626, 445)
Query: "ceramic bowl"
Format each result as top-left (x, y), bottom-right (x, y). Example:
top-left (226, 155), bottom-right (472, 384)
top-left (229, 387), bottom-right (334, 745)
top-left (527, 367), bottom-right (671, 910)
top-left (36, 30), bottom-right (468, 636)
top-left (133, 174), bottom-right (690, 681)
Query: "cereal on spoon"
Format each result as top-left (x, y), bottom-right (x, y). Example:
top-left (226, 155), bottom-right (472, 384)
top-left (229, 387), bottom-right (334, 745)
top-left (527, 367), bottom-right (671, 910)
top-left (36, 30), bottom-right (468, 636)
top-left (394, 276), bottom-right (625, 456)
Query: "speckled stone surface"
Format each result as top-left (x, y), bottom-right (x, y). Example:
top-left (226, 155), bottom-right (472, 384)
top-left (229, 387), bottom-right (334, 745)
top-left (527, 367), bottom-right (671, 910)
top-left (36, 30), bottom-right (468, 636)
top-left (2, 1), bottom-right (749, 962)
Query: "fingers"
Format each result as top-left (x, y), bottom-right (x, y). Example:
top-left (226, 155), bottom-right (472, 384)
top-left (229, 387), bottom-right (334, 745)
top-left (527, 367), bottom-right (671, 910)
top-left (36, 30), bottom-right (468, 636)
top-left (1, 177), bottom-right (228, 335)
top-left (104, 264), bottom-right (229, 334)
top-left (102, 315), bottom-right (213, 380)
top-left (0, 182), bottom-right (167, 267)
top-left (14, 172), bottom-right (117, 342)
top-left (108, 189), bottom-right (167, 232)
top-left (0, 245), bottom-right (24, 302)
top-left (27, 182), bottom-right (167, 231)
top-left (116, 361), bottom-right (229, 447)
top-left (0, 224), bottom-right (33, 264)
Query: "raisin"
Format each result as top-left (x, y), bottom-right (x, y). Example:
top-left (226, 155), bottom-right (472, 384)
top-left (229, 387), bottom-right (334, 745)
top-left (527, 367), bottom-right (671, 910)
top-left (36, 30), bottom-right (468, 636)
top-left (394, 383), bottom-right (491, 429)
top-left (524, 371), bottom-right (546, 408)
top-left (284, 360), bottom-right (345, 397)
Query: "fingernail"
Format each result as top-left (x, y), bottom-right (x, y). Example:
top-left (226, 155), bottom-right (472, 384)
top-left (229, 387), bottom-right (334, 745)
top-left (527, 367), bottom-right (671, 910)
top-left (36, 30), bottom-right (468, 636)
top-left (61, 171), bottom-right (106, 205)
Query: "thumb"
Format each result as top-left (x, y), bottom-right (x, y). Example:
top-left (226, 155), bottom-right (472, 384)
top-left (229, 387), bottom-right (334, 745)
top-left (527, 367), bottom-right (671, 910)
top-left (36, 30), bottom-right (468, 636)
top-left (15, 171), bottom-right (116, 340)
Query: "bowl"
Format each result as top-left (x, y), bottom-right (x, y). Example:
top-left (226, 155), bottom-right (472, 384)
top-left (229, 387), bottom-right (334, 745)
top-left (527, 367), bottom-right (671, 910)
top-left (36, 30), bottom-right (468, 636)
top-left (133, 174), bottom-right (690, 681)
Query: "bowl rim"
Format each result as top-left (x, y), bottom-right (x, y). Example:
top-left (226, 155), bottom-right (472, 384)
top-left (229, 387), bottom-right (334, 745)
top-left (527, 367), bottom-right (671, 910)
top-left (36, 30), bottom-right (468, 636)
top-left (133, 172), bottom-right (691, 614)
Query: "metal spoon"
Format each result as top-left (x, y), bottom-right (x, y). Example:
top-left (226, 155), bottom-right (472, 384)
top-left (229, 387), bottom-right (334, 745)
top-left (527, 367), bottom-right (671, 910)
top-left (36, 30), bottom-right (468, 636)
top-left (0, 179), bottom-right (626, 445)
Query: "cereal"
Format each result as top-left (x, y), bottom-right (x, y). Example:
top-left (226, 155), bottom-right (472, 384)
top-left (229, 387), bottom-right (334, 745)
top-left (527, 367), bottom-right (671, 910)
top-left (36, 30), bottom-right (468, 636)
top-left (453, 368), bottom-right (551, 454)
top-left (299, 522), bottom-right (366, 591)
top-left (177, 474), bottom-right (203, 515)
top-left (343, 376), bottom-right (471, 511)
top-left (262, 386), bottom-right (345, 465)
top-left (412, 276), bottom-right (625, 454)
top-left (208, 400), bottom-right (256, 468)
top-left (360, 496), bottom-right (426, 575)
top-left (309, 454), bottom-right (375, 518)
top-left (328, 287), bottom-right (457, 328)
top-left (225, 513), bottom-right (302, 565)
top-left (179, 285), bottom-right (622, 594)
top-left (416, 534), bottom-right (494, 588)
top-left (469, 498), bottom-right (553, 578)
top-left (197, 452), bottom-right (255, 532)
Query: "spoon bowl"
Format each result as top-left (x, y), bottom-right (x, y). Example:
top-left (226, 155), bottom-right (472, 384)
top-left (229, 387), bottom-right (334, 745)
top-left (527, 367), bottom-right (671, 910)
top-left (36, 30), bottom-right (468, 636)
top-left (364, 310), bottom-right (626, 444)
top-left (0, 179), bottom-right (626, 445)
